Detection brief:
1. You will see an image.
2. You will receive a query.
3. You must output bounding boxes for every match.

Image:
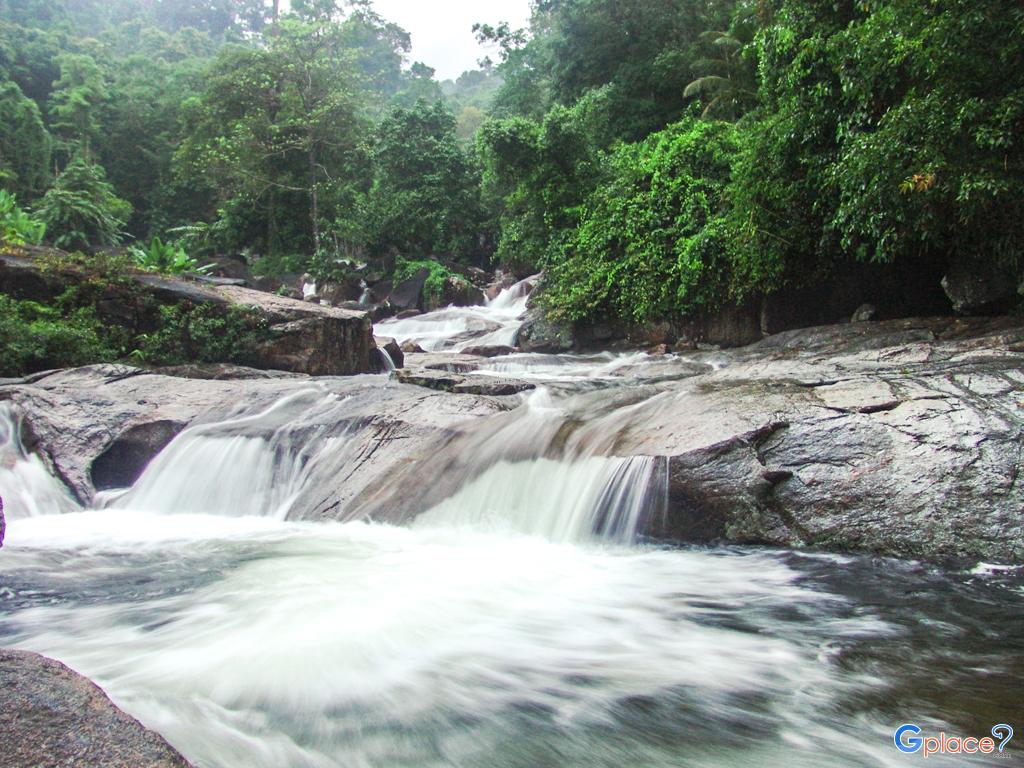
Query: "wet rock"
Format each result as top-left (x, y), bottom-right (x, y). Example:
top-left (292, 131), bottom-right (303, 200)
top-left (151, 364), bottom-right (304, 381)
top-left (396, 309), bottom-right (422, 319)
top-left (374, 336), bottom-right (404, 370)
top-left (90, 420), bottom-right (186, 491)
top-left (460, 345), bottom-right (517, 358)
top-left (0, 496), bottom-right (5, 548)
top-left (516, 307), bottom-right (575, 353)
top-left (389, 268), bottom-right (430, 311)
top-left (0, 363), bottom-right (508, 511)
top-left (0, 649), bottom-right (192, 768)
top-left (401, 341), bottom-right (426, 354)
top-left (396, 369), bottom-right (534, 396)
top-left (616, 317), bottom-right (1024, 563)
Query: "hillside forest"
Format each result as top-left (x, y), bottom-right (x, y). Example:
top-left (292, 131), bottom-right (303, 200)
top-left (0, 0), bottom-right (1021, 371)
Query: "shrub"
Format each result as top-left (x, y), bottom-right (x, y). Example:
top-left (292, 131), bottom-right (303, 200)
top-left (543, 118), bottom-right (740, 323)
top-left (36, 158), bottom-right (132, 251)
top-left (134, 303), bottom-right (270, 366)
top-left (0, 295), bottom-right (118, 376)
top-left (0, 190), bottom-right (46, 246)
top-left (131, 236), bottom-right (205, 275)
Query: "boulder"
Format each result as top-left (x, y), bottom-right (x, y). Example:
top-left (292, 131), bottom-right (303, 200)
top-left (396, 309), bottom-right (421, 319)
top-left (516, 307), bottom-right (575, 353)
top-left (0, 649), bottom-right (192, 768)
top-left (213, 285), bottom-right (376, 376)
top-left (401, 341), bottom-right (426, 354)
top-left (460, 345), bottom-right (517, 358)
top-left (0, 251), bottom-right (378, 377)
top-left (374, 336), bottom-right (404, 370)
top-left (431, 276), bottom-right (485, 310)
top-left (850, 303), bottom-right (877, 323)
top-left (942, 259), bottom-right (1021, 315)
top-left (614, 317), bottom-right (1024, 563)
top-left (389, 268), bottom-right (430, 311)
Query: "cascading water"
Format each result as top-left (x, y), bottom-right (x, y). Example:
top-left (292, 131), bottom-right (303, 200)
top-left (375, 275), bottom-right (536, 352)
top-left (0, 403), bottom-right (79, 519)
top-left (1, 291), bottom-right (1021, 768)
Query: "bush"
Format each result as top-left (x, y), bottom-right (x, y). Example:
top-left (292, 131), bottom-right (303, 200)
top-left (134, 303), bottom-right (270, 366)
top-left (36, 158), bottom-right (132, 251)
top-left (542, 118), bottom-right (740, 323)
top-left (0, 295), bottom-right (118, 376)
top-left (131, 236), bottom-right (204, 274)
top-left (0, 190), bottom-right (46, 246)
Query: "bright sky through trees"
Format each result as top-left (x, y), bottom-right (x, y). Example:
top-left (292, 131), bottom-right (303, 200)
top-left (361, 0), bottom-right (531, 79)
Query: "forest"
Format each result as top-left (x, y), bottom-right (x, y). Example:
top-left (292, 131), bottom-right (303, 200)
top-left (1, 0), bottom-right (1022, 367)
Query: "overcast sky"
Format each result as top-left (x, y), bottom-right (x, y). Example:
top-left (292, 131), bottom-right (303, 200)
top-left (370, 0), bottom-right (532, 80)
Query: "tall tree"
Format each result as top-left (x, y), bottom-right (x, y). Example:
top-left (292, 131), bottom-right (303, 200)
top-left (48, 52), bottom-right (108, 163)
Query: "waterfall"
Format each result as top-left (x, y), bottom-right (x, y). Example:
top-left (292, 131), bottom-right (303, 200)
top-left (375, 275), bottom-right (537, 352)
top-left (376, 346), bottom-right (396, 373)
top-left (414, 454), bottom-right (666, 543)
top-left (109, 389), bottom-right (336, 519)
top-left (0, 403), bottom-right (79, 519)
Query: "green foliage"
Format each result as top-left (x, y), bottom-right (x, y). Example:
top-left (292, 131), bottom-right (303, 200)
top-left (36, 158), bottom-right (132, 250)
top-left (393, 257), bottom-right (452, 305)
top-left (48, 53), bottom-right (108, 161)
top-left (0, 294), bottom-right (118, 376)
top-left (134, 303), bottom-right (270, 366)
top-left (130, 236), bottom-right (204, 275)
top-left (733, 0), bottom-right (1024, 289)
top-left (365, 100), bottom-right (483, 260)
top-left (0, 79), bottom-right (50, 199)
top-left (543, 119), bottom-right (739, 323)
top-left (0, 189), bottom-right (45, 245)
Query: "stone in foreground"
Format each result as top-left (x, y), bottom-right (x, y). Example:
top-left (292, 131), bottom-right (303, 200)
top-left (0, 649), bottom-right (192, 768)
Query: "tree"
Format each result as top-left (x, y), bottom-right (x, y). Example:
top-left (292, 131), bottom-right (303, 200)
top-left (48, 53), bottom-right (108, 162)
top-left (37, 157), bottom-right (132, 250)
top-left (176, 18), bottom-right (365, 257)
top-left (0, 79), bottom-right (50, 199)
top-left (366, 100), bottom-right (482, 259)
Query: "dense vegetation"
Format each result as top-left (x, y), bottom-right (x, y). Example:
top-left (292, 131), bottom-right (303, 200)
top-left (1, 0), bottom-right (1021, 332)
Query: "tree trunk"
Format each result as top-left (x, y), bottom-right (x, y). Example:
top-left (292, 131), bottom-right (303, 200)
top-left (308, 129), bottom-right (320, 253)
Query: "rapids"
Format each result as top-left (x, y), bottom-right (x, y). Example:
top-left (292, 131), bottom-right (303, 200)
top-left (0, 281), bottom-right (1021, 767)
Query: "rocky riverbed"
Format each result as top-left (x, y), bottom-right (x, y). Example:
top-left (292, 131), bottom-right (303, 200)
top-left (2, 314), bottom-right (1021, 563)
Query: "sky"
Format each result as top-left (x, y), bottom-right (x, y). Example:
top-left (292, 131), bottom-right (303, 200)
top-left (369, 0), bottom-right (532, 80)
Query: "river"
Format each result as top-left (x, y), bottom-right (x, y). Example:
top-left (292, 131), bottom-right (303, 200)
top-left (0, 281), bottom-right (1021, 767)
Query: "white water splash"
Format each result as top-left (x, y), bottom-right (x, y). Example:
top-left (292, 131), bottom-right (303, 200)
top-left (375, 275), bottom-right (536, 352)
top-left (415, 455), bottom-right (665, 543)
top-left (109, 390), bottom-right (334, 519)
top-left (0, 403), bottom-right (79, 519)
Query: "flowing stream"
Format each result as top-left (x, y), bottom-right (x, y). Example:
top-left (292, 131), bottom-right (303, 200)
top-left (0, 282), bottom-right (1021, 767)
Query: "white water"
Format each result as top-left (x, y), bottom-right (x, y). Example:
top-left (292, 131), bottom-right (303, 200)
top-left (375, 275), bottom-right (535, 352)
top-left (0, 403), bottom-right (79, 519)
top-left (1, 289), bottom-right (1018, 768)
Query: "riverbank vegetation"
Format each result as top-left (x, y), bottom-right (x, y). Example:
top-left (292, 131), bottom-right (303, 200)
top-left (1, 0), bottom-right (1021, 330)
